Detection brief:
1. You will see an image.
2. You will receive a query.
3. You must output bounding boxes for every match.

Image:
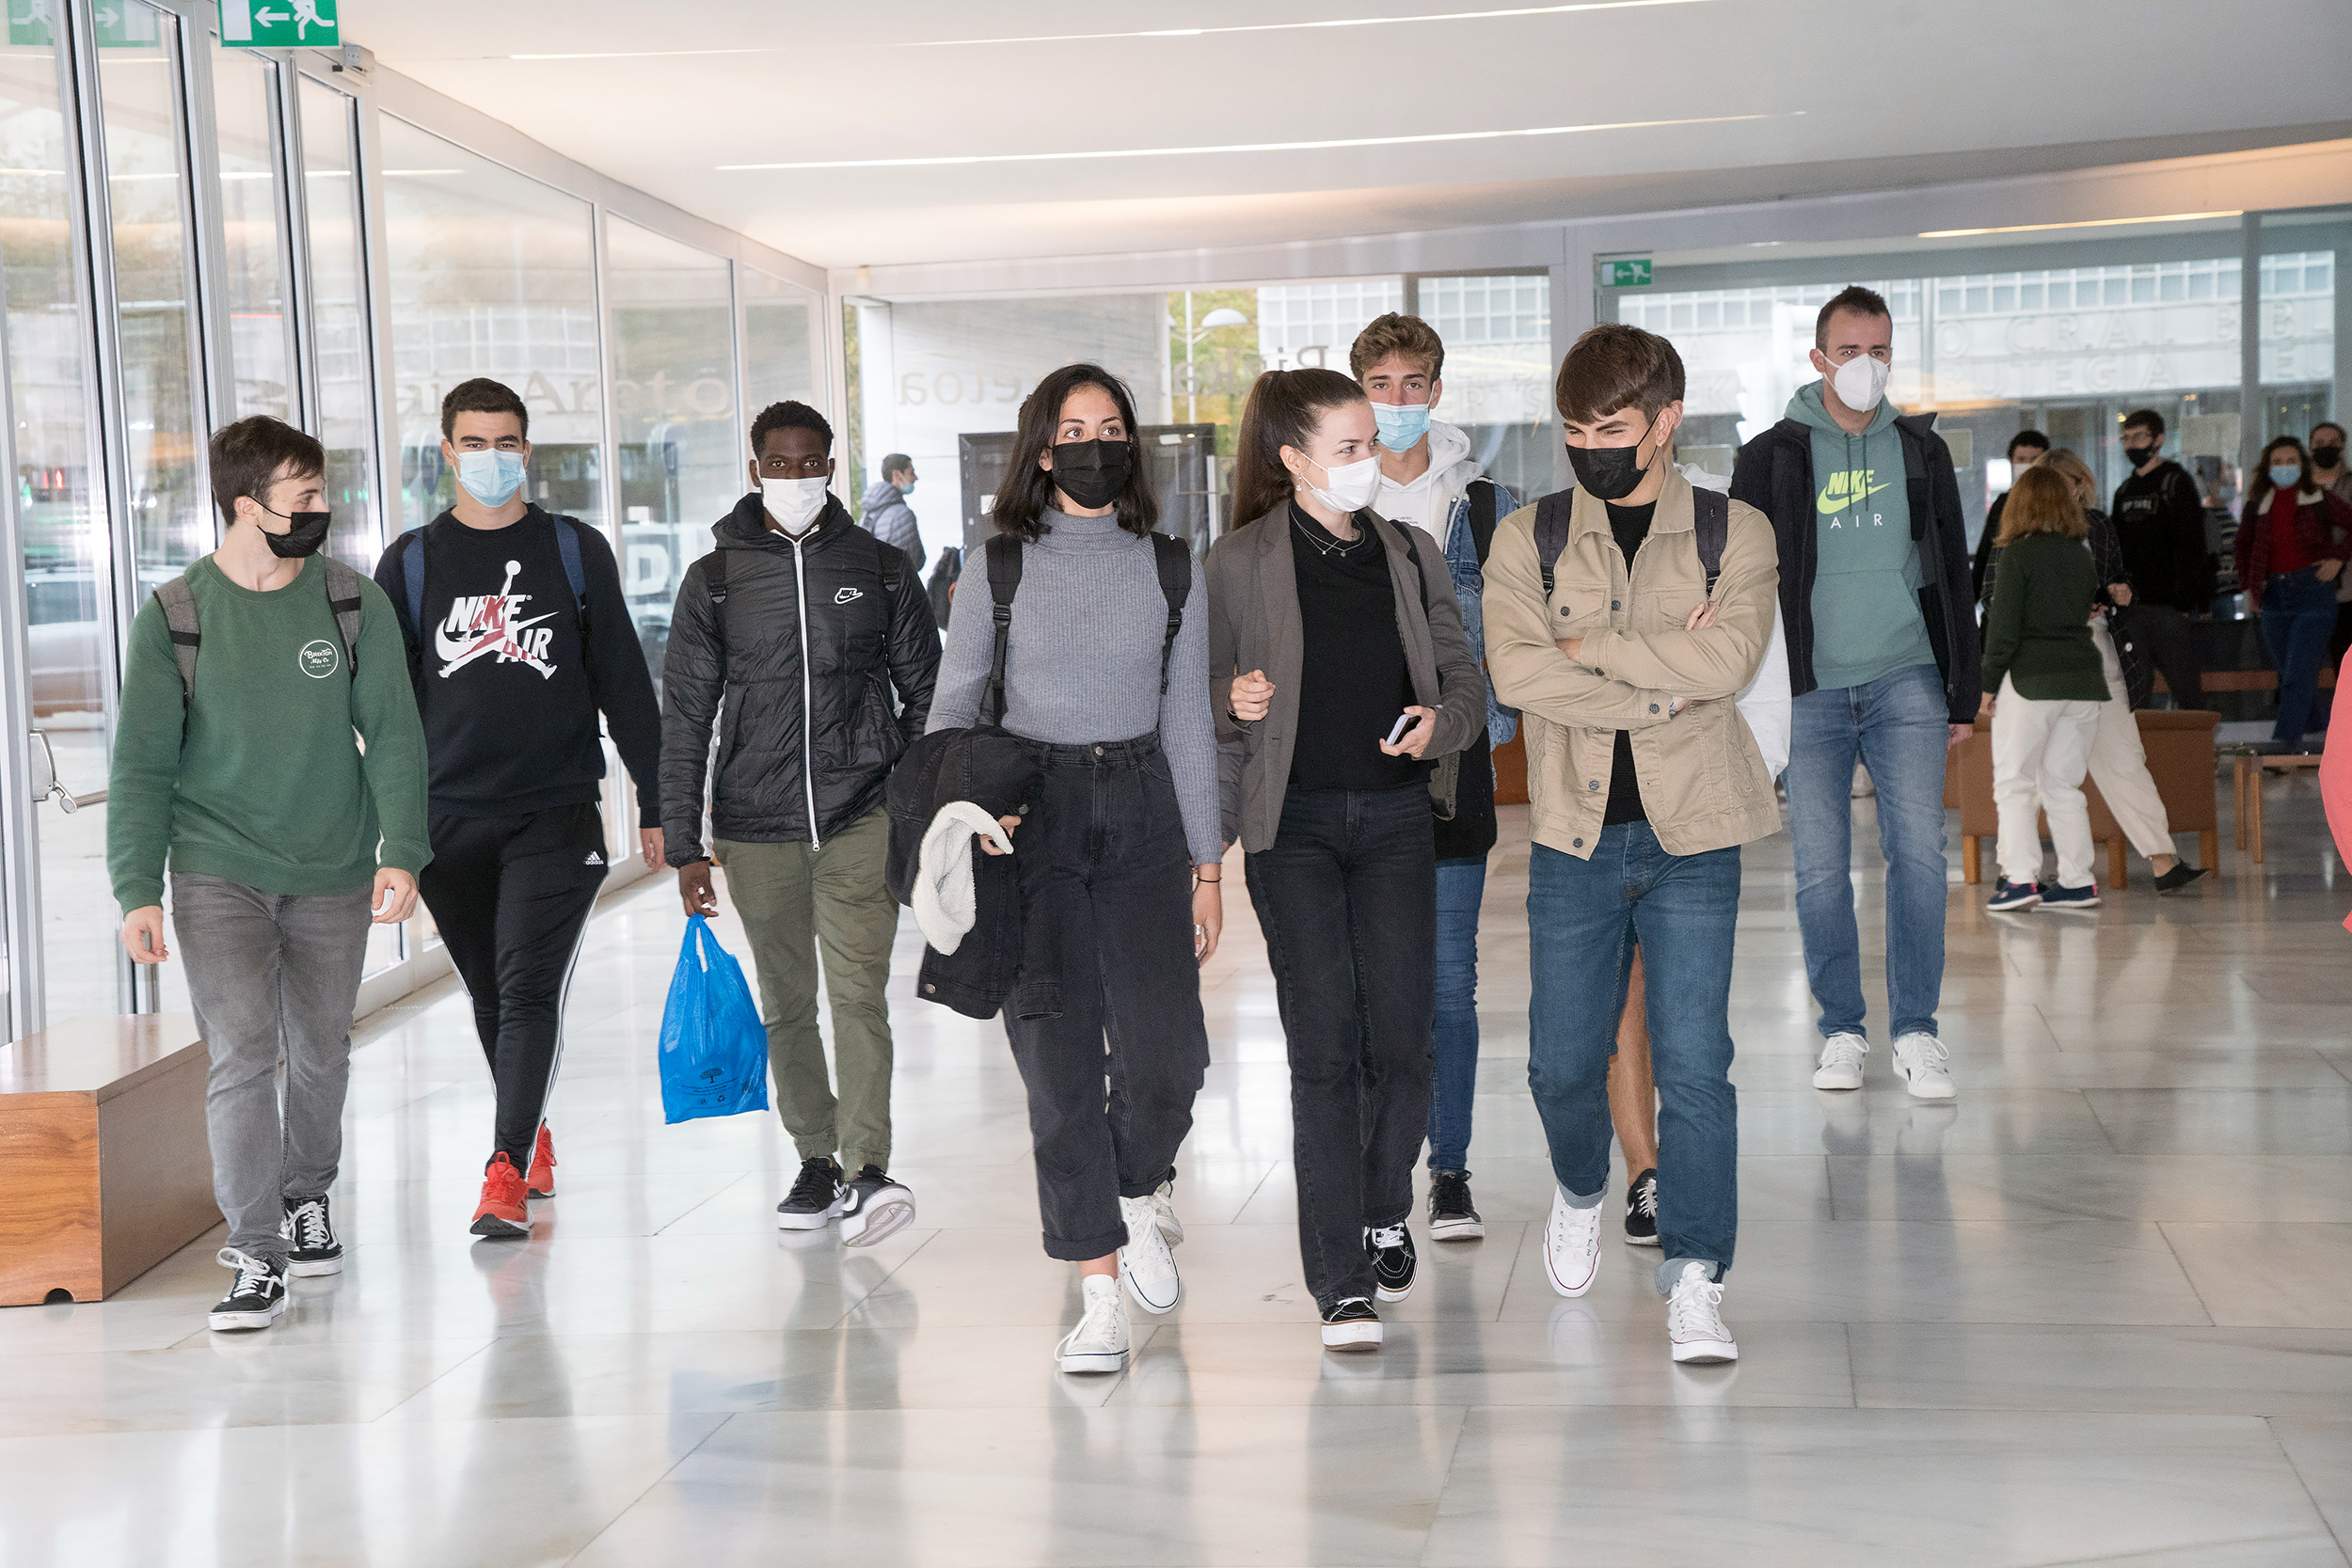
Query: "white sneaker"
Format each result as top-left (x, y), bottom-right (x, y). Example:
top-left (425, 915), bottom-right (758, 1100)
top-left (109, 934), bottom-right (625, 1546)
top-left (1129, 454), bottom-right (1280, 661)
top-left (1811, 1032), bottom-right (1867, 1090)
top-left (1543, 1185), bottom-right (1604, 1297)
top-left (1890, 1032), bottom-right (1957, 1101)
top-left (1151, 1176), bottom-right (1184, 1247)
top-left (1118, 1194), bottom-right (1181, 1314)
top-left (1666, 1261), bottom-right (1738, 1364)
top-left (1056, 1274), bottom-right (1130, 1373)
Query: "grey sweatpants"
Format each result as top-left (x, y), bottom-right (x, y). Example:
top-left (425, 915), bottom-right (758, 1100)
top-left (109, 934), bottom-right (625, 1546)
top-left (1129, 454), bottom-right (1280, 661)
top-left (172, 873), bottom-right (374, 1264)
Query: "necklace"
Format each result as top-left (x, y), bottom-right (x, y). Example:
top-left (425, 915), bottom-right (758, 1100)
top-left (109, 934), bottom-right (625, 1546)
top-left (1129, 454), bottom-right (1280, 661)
top-left (1292, 508), bottom-right (1366, 561)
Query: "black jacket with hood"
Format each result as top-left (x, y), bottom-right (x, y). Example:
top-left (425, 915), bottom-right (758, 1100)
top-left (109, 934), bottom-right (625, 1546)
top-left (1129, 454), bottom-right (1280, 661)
top-left (660, 492), bottom-right (941, 863)
top-left (1731, 407), bottom-right (1983, 724)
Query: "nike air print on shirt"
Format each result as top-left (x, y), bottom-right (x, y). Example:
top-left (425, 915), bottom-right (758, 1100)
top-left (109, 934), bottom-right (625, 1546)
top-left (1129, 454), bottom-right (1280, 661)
top-left (437, 557), bottom-right (561, 679)
top-left (1805, 424), bottom-right (1936, 691)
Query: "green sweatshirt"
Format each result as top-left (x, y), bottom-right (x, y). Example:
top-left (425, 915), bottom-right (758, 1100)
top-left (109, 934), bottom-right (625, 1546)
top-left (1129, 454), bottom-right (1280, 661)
top-left (1789, 381), bottom-right (1938, 689)
top-left (106, 554), bottom-right (431, 911)
top-left (1979, 531), bottom-right (2106, 702)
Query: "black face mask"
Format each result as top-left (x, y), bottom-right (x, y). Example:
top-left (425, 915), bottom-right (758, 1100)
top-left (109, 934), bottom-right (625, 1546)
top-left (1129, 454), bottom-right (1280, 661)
top-left (1565, 420), bottom-right (1657, 502)
top-left (2313, 444), bottom-right (2345, 471)
top-left (261, 505), bottom-right (332, 560)
top-left (2122, 443), bottom-right (2156, 469)
top-left (1049, 439), bottom-right (1132, 511)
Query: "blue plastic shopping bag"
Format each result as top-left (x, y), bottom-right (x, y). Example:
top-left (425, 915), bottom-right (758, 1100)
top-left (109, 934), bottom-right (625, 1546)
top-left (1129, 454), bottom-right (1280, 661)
top-left (658, 915), bottom-right (771, 1124)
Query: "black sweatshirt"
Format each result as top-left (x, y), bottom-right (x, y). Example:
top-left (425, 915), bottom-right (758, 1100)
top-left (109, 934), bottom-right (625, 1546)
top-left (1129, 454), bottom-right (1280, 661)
top-left (1287, 501), bottom-right (1422, 794)
top-left (2109, 459), bottom-right (2211, 613)
top-left (373, 507), bottom-right (663, 827)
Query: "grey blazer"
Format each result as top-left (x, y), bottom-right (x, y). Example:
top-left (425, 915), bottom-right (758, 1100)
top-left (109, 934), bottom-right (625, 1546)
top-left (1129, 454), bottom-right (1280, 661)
top-left (1204, 504), bottom-right (1485, 853)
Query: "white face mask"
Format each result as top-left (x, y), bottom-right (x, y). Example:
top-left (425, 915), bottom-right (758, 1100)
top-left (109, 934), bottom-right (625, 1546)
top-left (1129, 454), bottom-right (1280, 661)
top-left (761, 476), bottom-right (828, 536)
top-left (1303, 453), bottom-right (1381, 514)
top-left (1831, 354), bottom-right (1891, 413)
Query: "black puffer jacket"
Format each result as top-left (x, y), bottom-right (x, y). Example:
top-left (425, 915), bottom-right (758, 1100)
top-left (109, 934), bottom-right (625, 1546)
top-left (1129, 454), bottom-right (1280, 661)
top-left (660, 494), bottom-right (940, 863)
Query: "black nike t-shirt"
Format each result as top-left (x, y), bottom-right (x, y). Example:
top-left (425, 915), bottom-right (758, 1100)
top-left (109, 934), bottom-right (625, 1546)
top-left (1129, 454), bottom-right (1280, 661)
top-left (374, 507), bottom-right (663, 825)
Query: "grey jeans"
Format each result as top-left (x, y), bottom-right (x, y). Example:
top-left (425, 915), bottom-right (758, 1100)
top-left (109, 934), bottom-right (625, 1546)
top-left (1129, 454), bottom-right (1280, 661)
top-left (172, 873), bottom-right (374, 1264)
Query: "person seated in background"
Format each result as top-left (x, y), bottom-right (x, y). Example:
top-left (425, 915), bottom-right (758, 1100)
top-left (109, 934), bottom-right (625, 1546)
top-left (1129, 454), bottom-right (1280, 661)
top-left (1972, 428), bottom-right (2050, 611)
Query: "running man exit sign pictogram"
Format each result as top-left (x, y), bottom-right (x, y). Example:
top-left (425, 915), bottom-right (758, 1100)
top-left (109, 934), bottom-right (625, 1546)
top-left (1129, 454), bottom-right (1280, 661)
top-left (219, 0), bottom-right (337, 46)
top-left (1598, 258), bottom-right (1653, 289)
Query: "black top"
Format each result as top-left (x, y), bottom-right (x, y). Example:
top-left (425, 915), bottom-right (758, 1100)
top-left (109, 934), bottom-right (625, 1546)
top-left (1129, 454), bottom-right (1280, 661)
top-left (1601, 499), bottom-right (1654, 827)
top-left (2110, 459), bottom-right (2211, 612)
top-left (1288, 501), bottom-right (1422, 794)
top-left (374, 506), bottom-right (664, 825)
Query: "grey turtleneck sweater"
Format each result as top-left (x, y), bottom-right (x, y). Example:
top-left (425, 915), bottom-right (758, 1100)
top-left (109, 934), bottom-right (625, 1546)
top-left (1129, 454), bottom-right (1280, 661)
top-left (928, 508), bottom-right (1220, 863)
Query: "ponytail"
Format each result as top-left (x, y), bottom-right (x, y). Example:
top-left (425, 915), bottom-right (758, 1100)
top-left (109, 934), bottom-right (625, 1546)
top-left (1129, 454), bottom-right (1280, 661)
top-left (1232, 367), bottom-right (1369, 527)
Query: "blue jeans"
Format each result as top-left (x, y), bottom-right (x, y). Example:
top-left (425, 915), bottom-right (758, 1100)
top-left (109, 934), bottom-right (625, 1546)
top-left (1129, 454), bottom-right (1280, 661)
top-left (1786, 662), bottom-right (1951, 1042)
top-left (2262, 567), bottom-right (2337, 747)
top-left (1426, 856), bottom-right (1486, 1171)
top-left (1527, 824), bottom-right (1740, 1293)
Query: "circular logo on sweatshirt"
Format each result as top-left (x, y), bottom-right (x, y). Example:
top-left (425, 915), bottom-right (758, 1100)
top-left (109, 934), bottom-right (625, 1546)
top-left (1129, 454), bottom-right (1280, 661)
top-left (297, 639), bottom-right (340, 679)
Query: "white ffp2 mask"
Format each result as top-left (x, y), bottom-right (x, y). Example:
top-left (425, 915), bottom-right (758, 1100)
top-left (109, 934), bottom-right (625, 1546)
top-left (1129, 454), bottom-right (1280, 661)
top-left (761, 477), bottom-right (828, 535)
top-left (1304, 454), bottom-right (1381, 515)
top-left (1831, 355), bottom-right (1891, 413)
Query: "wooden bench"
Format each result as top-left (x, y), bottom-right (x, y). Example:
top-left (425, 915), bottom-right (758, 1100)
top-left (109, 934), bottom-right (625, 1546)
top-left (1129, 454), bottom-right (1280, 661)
top-left (2231, 751), bottom-right (2325, 863)
top-left (1946, 710), bottom-right (2220, 888)
top-left (0, 1014), bottom-right (215, 1306)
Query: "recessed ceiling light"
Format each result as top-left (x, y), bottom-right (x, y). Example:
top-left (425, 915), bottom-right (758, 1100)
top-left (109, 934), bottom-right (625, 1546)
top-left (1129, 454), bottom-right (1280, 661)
top-left (1917, 211), bottom-right (2241, 239)
top-left (718, 112), bottom-right (1776, 172)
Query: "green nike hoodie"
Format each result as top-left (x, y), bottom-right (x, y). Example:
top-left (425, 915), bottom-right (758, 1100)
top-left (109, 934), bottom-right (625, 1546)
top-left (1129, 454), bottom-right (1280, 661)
top-left (1788, 381), bottom-right (1938, 690)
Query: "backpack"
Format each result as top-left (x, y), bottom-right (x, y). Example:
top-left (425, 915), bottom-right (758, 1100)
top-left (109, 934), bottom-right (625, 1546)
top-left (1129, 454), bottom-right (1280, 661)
top-left (398, 514), bottom-right (590, 643)
top-left (697, 538), bottom-right (906, 679)
top-left (153, 555), bottom-right (366, 710)
top-left (1534, 484), bottom-right (1730, 596)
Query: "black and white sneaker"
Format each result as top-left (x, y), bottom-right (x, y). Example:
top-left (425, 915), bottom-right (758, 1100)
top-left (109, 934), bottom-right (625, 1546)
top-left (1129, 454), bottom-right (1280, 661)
top-left (279, 1195), bottom-right (343, 1276)
top-left (1427, 1168), bottom-right (1484, 1242)
top-left (1623, 1168), bottom-right (1660, 1247)
top-left (2153, 863), bottom-right (2209, 895)
top-left (1320, 1296), bottom-right (1382, 1351)
top-left (1365, 1223), bottom-right (1417, 1302)
top-left (208, 1248), bottom-right (288, 1332)
top-left (776, 1156), bottom-right (844, 1231)
top-left (838, 1166), bottom-right (915, 1248)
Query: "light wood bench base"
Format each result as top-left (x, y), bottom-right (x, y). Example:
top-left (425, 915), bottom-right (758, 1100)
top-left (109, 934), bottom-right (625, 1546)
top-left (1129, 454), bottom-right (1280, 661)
top-left (2233, 752), bottom-right (2325, 863)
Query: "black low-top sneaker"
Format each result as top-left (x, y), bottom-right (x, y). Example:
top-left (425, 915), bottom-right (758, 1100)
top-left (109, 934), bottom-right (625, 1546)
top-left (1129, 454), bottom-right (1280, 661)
top-left (1427, 1168), bottom-right (1485, 1242)
top-left (1320, 1296), bottom-right (1382, 1351)
top-left (1364, 1223), bottom-right (1417, 1302)
top-left (1986, 879), bottom-right (2042, 911)
top-left (2153, 863), bottom-right (2209, 895)
top-left (279, 1195), bottom-right (343, 1276)
top-left (1624, 1167), bottom-right (1660, 1247)
top-left (838, 1166), bottom-right (915, 1248)
top-left (2040, 881), bottom-right (2100, 909)
top-left (776, 1156), bottom-right (844, 1231)
top-left (208, 1248), bottom-right (288, 1332)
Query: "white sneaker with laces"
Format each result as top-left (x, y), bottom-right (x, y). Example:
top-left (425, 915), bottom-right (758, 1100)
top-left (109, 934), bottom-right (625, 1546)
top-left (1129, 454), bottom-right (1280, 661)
top-left (1151, 1176), bottom-right (1184, 1247)
top-left (1811, 1032), bottom-right (1867, 1090)
top-left (1667, 1261), bottom-right (1738, 1363)
top-left (1543, 1185), bottom-right (1604, 1297)
top-left (1056, 1274), bottom-right (1130, 1373)
top-left (1119, 1194), bottom-right (1181, 1313)
top-left (1890, 1032), bottom-right (1957, 1101)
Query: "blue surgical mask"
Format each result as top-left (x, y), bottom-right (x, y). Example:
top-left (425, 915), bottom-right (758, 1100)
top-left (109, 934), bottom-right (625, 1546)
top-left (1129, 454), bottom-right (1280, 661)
top-left (1373, 402), bottom-right (1432, 452)
top-left (2269, 464), bottom-right (2304, 492)
top-left (456, 448), bottom-right (527, 507)
top-left (898, 477), bottom-right (916, 496)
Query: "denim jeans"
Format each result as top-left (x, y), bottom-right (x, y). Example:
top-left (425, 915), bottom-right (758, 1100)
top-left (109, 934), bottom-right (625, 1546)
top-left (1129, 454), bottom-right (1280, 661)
top-left (1245, 784), bottom-right (1436, 1311)
top-left (1003, 736), bottom-right (1211, 1261)
top-left (2262, 567), bottom-right (2338, 747)
top-left (1425, 856), bottom-right (1486, 1171)
top-left (1785, 661), bottom-right (1951, 1042)
top-left (1526, 825), bottom-right (1740, 1292)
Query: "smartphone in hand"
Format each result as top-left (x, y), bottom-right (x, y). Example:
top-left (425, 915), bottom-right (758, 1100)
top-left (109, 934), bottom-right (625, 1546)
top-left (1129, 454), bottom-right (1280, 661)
top-left (1385, 712), bottom-right (1418, 747)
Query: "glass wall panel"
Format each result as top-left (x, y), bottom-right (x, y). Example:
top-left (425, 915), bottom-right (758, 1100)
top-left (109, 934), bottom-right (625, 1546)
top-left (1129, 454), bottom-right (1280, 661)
top-left (210, 49), bottom-right (290, 421)
top-left (297, 77), bottom-right (380, 571)
top-left (744, 267), bottom-right (817, 413)
top-left (606, 215), bottom-right (737, 686)
top-left (380, 115), bottom-right (601, 537)
top-left (1417, 273), bottom-right (1552, 502)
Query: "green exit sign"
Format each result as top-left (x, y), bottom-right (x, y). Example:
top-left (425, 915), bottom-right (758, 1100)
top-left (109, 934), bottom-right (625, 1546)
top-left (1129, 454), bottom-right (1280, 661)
top-left (219, 0), bottom-right (337, 46)
top-left (9, 3), bottom-right (163, 47)
top-left (1599, 258), bottom-right (1653, 289)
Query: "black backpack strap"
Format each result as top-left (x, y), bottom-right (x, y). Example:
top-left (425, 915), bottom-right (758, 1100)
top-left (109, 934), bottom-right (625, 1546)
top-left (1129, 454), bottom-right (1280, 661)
top-left (698, 548), bottom-right (729, 678)
top-left (1466, 479), bottom-right (1500, 565)
top-left (320, 557), bottom-right (365, 678)
top-left (1534, 489), bottom-right (1576, 598)
top-left (1692, 487), bottom-right (1729, 594)
top-left (154, 573), bottom-right (200, 698)
top-left (984, 534), bottom-right (1023, 724)
top-left (401, 528), bottom-right (425, 640)
top-left (1149, 532), bottom-right (1191, 694)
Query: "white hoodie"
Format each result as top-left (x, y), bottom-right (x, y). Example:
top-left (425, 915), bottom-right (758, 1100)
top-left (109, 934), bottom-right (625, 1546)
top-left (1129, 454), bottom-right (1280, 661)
top-left (1374, 420), bottom-right (1483, 532)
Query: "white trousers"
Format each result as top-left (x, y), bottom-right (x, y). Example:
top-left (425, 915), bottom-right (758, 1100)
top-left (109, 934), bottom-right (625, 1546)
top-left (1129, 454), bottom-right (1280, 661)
top-left (1991, 674), bottom-right (2103, 889)
top-left (2086, 619), bottom-right (2177, 861)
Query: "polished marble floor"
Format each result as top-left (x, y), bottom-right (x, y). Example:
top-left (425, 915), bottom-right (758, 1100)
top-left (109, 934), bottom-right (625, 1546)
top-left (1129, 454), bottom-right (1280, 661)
top-left (6, 781), bottom-right (2352, 1567)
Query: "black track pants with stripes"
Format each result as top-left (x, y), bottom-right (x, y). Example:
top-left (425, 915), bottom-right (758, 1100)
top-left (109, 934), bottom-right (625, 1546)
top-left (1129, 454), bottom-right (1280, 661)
top-left (421, 803), bottom-right (608, 1172)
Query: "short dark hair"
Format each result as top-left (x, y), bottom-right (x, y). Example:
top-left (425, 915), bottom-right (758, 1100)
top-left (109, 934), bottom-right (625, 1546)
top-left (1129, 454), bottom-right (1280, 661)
top-left (992, 363), bottom-right (1156, 542)
top-left (440, 377), bottom-right (528, 439)
top-left (881, 452), bottom-right (914, 478)
top-left (750, 400), bottom-right (833, 454)
top-left (210, 416), bottom-right (324, 525)
top-left (1554, 323), bottom-right (1684, 426)
top-left (1349, 312), bottom-right (1445, 381)
top-left (2122, 408), bottom-right (2166, 439)
top-left (1232, 367), bottom-right (1369, 526)
top-left (1814, 285), bottom-right (1892, 351)
top-left (2007, 429), bottom-right (2050, 459)
top-left (2312, 421), bottom-right (2346, 444)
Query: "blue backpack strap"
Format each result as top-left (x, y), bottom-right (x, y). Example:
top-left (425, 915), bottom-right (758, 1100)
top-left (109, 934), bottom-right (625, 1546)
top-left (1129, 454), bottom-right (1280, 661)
top-left (402, 529), bottom-right (425, 639)
top-left (554, 515), bottom-right (588, 619)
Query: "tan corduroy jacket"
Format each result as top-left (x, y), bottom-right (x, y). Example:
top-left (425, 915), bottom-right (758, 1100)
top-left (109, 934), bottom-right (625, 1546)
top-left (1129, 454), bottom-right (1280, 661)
top-left (1484, 468), bottom-right (1782, 860)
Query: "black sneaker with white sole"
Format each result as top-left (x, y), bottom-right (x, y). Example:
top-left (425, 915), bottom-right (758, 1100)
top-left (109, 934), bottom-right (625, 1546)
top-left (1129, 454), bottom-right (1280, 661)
top-left (1427, 1168), bottom-right (1485, 1242)
top-left (280, 1195), bottom-right (343, 1276)
top-left (208, 1248), bottom-right (288, 1332)
top-left (1365, 1223), bottom-right (1417, 1302)
top-left (838, 1166), bottom-right (915, 1248)
top-left (776, 1156), bottom-right (844, 1230)
top-left (1320, 1296), bottom-right (1383, 1351)
top-left (1624, 1167), bottom-right (1660, 1247)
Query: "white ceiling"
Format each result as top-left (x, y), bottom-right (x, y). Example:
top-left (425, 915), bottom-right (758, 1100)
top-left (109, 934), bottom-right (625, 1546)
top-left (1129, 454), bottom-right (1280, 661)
top-left (344, 0), bottom-right (2352, 273)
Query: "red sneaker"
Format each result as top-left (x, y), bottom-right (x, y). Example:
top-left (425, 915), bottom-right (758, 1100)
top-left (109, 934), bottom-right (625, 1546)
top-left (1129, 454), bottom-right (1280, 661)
top-left (470, 1153), bottom-right (531, 1238)
top-left (526, 1125), bottom-right (557, 1199)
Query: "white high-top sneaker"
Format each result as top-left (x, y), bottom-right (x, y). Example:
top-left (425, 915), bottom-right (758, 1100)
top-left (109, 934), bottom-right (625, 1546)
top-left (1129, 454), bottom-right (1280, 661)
top-left (1666, 1261), bottom-right (1738, 1364)
top-left (1056, 1274), bottom-right (1131, 1374)
top-left (1119, 1194), bottom-right (1182, 1313)
top-left (1543, 1185), bottom-right (1604, 1297)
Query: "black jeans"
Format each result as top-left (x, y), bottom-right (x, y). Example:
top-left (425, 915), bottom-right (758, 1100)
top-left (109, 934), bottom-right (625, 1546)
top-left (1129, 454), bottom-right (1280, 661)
top-left (1246, 784), bottom-right (1436, 1311)
top-left (2133, 602), bottom-right (2201, 708)
top-left (1003, 736), bottom-right (1211, 1261)
top-left (420, 802), bottom-right (607, 1170)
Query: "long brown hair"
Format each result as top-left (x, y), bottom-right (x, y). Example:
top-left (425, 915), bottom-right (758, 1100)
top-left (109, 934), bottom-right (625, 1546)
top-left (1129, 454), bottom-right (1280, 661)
top-left (2247, 436), bottom-right (2312, 516)
top-left (990, 363), bottom-right (1157, 542)
top-left (1232, 367), bottom-right (1367, 526)
top-left (1995, 465), bottom-right (2088, 545)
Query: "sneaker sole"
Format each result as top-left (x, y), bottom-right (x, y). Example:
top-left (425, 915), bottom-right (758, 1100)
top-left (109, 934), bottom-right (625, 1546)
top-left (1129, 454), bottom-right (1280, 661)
top-left (1320, 1322), bottom-right (1383, 1351)
top-left (1986, 897), bottom-right (2041, 911)
top-left (1121, 1262), bottom-right (1181, 1315)
top-left (775, 1203), bottom-right (843, 1231)
top-left (1428, 1217), bottom-right (1485, 1242)
top-left (1672, 1338), bottom-right (1739, 1364)
top-left (285, 1255), bottom-right (342, 1277)
top-left (1057, 1349), bottom-right (1129, 1374)
top-left (526, 1182), bottom-right (555, 1200)
top-left (2042, 898), bottom-right (2100, 910)
top-left (208, 1300), bottom-right (287, 1331)
top-left (469, 1212), bottom-right (531, 1239)
top-left (1624, 1231), bottom-right (1661, 1248)
top-left (1810, 1071), bottom-right (1864, 1091)
top-left (841, 1196), bottom-right (914, 1249)
top-left (1545, 1241), bottom-right (1599, 1297)
top-left (1374, 1277), bottom-right (1414, 1304)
